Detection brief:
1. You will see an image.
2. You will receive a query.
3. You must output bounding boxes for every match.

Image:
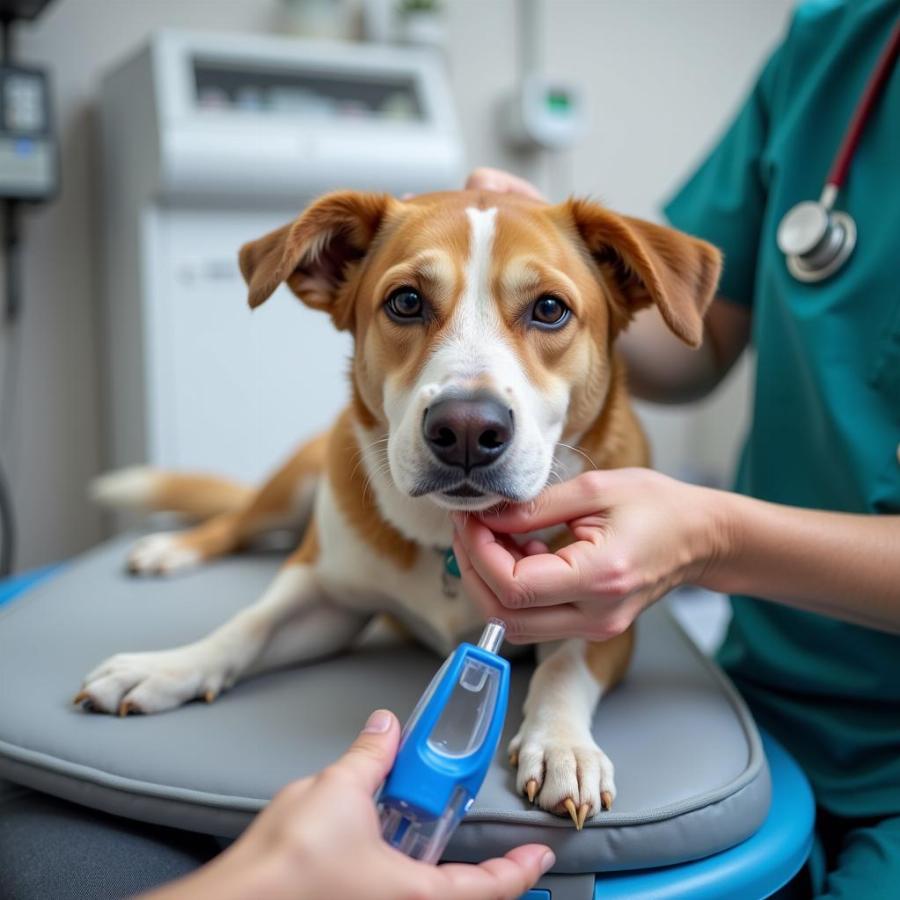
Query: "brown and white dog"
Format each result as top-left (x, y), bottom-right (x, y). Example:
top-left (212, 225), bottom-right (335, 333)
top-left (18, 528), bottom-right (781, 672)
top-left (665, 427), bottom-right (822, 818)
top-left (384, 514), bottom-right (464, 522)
top-left (81, 189), bottom-right (720, 829)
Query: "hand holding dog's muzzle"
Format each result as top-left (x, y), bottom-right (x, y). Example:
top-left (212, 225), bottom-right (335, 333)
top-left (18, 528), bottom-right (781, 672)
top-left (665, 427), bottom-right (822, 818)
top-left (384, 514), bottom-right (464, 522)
top-left (451, 469), bottom-right (725, 644)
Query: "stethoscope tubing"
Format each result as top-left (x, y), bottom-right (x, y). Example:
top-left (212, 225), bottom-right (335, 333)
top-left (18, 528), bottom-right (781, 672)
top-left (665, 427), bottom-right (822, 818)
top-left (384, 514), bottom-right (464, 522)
top-left (825, 18), bottom-right (900, 198)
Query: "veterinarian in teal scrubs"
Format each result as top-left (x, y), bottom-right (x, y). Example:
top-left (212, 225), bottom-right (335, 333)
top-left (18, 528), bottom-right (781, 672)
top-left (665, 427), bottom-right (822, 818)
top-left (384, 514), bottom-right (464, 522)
top-left (457, 2), bottom-right (900, 896)
top-left (666, 1), bottom-right (900, 895)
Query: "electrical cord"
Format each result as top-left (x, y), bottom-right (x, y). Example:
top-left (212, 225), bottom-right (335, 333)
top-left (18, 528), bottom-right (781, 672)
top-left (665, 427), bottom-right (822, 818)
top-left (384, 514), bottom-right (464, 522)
top-left (0, 200), bottom-right (20, 577)
top-left (0, 324), bottom-right (16, 578)
top-left (0, 15), bottom-right (17, 577)
top-left (0, 452), bottom-right (13, 577)
top-left (4, 200), bottom-right (19, 322)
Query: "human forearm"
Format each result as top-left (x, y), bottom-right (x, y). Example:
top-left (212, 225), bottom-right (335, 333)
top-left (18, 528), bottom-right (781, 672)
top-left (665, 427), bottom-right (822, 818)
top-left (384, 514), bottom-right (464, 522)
top-left (618, 307), bottom-right (718, 402)
top-left (620, 300), bottom-right (751, 403)
top-left (704, 493), bottom-right (900, 632)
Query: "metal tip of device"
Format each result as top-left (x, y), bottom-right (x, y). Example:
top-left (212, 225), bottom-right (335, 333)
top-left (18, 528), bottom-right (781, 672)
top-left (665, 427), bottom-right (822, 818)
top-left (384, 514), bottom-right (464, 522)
top-left (477, 618), bottom-right (506, 654)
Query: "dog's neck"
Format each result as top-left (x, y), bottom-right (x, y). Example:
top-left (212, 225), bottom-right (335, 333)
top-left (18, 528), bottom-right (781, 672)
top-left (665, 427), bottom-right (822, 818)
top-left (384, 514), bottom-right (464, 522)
top-left (329, 354), bottom-right (646, 568)
top-left (573, 355), bottom-right (650, 472)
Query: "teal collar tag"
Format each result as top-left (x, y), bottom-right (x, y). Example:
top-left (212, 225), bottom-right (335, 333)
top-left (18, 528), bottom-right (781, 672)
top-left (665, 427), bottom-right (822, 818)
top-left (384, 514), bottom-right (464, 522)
top-left (443, 547), bottom-right (460, 579)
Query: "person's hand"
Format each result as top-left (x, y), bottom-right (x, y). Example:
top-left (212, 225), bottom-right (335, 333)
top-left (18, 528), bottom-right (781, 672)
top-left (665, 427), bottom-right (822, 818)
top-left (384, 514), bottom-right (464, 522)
top-left (144, 709), bottom-right (554, 900)
top-left (452, 469), bottom-right (725, 643)
top-left (464, 167), bottom-right (546, 201)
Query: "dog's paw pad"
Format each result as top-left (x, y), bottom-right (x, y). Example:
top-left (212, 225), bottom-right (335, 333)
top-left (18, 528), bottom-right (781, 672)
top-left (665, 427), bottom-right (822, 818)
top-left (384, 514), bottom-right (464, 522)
top-left (126, 533), bottom-right (200, 577)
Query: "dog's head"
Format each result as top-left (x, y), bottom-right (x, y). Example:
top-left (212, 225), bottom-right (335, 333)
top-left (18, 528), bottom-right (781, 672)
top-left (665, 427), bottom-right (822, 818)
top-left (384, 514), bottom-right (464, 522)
top-left (240, 190), bottom-right (720, 512)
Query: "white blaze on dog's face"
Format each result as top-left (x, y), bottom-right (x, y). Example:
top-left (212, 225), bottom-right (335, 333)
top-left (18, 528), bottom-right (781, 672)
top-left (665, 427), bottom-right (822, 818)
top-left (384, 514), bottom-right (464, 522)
top-left (381, 205), bottom-right (574, 510)
top-left (239, 190), bottom-right (720, 513)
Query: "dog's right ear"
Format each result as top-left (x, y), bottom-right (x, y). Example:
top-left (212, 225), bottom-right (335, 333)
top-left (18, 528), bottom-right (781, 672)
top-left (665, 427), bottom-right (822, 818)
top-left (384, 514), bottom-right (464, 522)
top-left (238, 191), bottom-right (394, 331)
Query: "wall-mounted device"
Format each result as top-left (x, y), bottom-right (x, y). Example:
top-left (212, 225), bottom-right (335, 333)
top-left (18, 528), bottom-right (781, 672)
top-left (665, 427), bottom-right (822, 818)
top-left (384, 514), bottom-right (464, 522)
top-left (0, 64), bottom-right (55, 200)
top-left (0, 0), bottom-right (59, 577)
top-left (0, 0), bottom-right (59, 324)
top-left (99, 31), bottom-right (463, 483)
top-left (0, 0), bottom-right (57, 204)
top-left (501, 73), bottom-right (583, 151)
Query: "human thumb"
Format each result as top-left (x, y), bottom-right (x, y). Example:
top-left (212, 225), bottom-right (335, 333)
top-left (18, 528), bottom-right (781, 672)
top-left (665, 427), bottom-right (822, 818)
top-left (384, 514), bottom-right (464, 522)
top-left (336, 709), bottom-right (401, 792)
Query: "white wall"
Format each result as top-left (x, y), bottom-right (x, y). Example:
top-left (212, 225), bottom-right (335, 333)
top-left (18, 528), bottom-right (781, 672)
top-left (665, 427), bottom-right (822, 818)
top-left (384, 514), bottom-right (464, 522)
top-left (1, 0), bottom-right (793, 569)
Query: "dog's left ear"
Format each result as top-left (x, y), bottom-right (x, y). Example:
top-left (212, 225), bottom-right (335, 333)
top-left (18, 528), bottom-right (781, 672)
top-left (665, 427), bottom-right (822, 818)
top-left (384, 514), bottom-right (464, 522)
top-left (238, 191), bottom-right (394, 331)
top-left (565, 199), bottom-right (721, 347)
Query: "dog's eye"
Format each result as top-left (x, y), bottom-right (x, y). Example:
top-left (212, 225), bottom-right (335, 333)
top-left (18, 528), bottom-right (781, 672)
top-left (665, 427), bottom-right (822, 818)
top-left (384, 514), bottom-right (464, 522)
top-left (385, 288), bottom-right (424, 322)
top-left (530, 296), bottom-right (570, 328)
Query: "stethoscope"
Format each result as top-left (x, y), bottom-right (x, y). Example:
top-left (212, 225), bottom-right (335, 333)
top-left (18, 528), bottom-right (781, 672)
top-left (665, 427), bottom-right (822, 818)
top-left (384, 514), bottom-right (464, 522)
top-left (777, 19), bottom-right (900, 283)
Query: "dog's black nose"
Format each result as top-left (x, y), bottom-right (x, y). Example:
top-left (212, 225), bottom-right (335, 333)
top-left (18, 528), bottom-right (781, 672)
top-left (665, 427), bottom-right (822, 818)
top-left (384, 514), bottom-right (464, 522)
top-left (423, 393), bottom-right (514, 471)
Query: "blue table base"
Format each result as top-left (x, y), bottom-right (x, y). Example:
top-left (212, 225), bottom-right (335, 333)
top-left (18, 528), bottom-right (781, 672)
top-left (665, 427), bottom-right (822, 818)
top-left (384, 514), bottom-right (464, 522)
top-left (586, 732), bottom-right (814, 898)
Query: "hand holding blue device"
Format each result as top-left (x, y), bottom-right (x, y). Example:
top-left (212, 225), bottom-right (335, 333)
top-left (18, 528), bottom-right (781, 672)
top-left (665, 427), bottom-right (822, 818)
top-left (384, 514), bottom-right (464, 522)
top-left (377, 618), bottom-right (510, 864)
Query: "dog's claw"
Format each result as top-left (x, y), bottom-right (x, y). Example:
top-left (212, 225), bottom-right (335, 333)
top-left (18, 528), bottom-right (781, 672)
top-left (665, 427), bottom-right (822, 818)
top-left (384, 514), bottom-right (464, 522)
top-left (117, 699), bottom-right (140, 717)
top-left (525, 779), bottom-right (538, 803)
top-left (601, 790), bottom-right (613, 811)
top-left (72, 690), bottom-right (89, 707)
top-left (509, 749), bottom-right (519, 767)
top-left (563, 798), bottom-right (580, 829)
top-left (203, 689), bottom-right (216, 704)
top-left (576, 803), bottom-right (590, 830)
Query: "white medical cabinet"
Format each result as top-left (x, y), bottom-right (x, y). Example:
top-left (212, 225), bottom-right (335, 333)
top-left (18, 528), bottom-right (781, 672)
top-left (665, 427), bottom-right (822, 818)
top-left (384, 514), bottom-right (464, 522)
top-left (99, 31), bottom-right (463, 482)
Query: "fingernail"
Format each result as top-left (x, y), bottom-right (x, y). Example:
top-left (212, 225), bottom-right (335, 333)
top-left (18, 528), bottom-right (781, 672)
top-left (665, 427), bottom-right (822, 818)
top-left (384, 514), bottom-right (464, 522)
top-left (541, 849), bottom-right (556, 873)
top-left (363, 709), bottom-right (392, 734)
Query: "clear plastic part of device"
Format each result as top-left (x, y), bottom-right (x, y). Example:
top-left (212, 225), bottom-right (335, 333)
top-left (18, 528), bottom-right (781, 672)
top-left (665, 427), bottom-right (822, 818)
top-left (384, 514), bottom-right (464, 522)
top-left (379, 786), bottom-right (470, 864)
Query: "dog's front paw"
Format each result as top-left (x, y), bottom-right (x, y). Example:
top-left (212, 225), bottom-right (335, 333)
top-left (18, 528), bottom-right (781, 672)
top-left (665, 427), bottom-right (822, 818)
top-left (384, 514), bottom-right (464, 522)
top-left (73, 645), bottom-right (228, 716)
top-left (126, 532), bottom-right (201, 577)
top-left (509, 723), bottom-right (615, 829)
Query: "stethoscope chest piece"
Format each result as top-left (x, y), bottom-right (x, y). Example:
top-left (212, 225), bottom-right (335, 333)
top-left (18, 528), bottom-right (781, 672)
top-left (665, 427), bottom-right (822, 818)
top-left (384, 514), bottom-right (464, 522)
top-left (777, 199), bottom-right (856, 283)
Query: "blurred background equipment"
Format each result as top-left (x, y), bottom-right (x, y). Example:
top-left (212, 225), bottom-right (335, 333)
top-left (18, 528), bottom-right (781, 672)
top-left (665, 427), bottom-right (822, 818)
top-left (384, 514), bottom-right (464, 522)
top-left (501, 73), bottom-right (583, 152)
top-left (0, 0), bottom-right (58, 576)
top-left (99, 30), bottom-right (463, 483)
top-left (361, 0), bottom-right (446, 50)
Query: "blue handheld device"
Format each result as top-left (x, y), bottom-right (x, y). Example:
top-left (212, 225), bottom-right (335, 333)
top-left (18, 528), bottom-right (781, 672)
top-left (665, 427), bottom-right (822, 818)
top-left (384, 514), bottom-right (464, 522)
top-left (377, 618), bottom-right (510, 863)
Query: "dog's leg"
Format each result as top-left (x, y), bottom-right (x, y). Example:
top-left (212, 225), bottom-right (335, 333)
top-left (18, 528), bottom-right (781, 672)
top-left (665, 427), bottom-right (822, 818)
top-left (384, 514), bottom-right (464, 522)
top-left (509, 627), bottom-right (633, 829)
top-left (127, 434), bottom-right (326, 576)
top-left (76, 531), bottom-right (370, 715)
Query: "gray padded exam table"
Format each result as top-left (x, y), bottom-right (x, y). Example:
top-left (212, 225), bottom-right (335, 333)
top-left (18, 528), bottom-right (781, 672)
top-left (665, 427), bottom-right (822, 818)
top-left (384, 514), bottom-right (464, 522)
top-left (0, 535), bottom-right (804, 899)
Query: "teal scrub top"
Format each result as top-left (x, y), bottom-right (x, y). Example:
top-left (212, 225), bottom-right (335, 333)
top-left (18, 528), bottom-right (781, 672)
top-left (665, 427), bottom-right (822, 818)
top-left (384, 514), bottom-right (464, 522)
top-left (664, 0), bottom-right (900, 818)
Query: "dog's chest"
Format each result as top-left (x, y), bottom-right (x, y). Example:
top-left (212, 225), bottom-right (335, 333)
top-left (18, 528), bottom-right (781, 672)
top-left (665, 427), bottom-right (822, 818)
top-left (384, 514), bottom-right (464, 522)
top-left (314, 481), bottom-right (482, 656)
